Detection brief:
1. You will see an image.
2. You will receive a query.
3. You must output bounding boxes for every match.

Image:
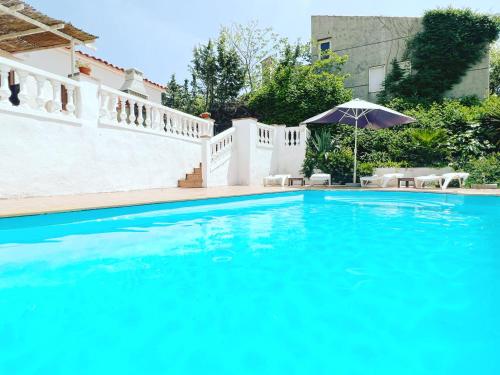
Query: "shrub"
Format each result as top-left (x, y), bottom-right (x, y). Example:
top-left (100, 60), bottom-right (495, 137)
top-left (465, 154), bottom-right (500, 186)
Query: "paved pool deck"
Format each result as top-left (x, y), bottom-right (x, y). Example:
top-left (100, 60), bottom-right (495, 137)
top-left (0, 185), bottom-right (498, 218)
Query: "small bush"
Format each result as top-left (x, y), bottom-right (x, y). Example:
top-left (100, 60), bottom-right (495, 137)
top-left (465, 154), bottom-right (500, 186)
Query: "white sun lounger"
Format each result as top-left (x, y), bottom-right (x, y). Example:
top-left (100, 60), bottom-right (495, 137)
top-left (360, 173), bottom-right (404, 188)
top-left (441, 172), bottom-right (469, 190)
top-left (309, 173), bottom-right (331, 186)
top-left (415, 174), bottom-right (442, 189)
top-left (415, 172), bottom-right (469, 189)
top-left (263, 174), bottom-right (291, 187)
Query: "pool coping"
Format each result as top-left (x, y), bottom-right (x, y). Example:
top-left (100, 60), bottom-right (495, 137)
top-left (0, 185), bottom-right (498, 219)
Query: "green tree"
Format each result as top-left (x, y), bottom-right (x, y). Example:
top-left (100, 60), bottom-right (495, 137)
top-left (214, 35), bottom-right (245, 108)
top-left (162, 74), bottom-right (183, 108)
top-left (192, 40), bottom-right (217, 111)
top-left (221, 21), bottom-right (282, 92)
top-left (248, 42), bottom-right (351, 126)
top-left (490, 44), bottom-right (500, 95)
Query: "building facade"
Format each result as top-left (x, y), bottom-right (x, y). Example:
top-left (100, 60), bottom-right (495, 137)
top-left (311, 15), bottom-right (490, 102)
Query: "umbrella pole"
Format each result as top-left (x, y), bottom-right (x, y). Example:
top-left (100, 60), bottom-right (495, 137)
top-left (353, 116), bottom-right (358, 184)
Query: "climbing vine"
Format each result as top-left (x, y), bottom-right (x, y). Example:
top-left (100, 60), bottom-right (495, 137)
top-left (380, 8), bottom-right (500, 104)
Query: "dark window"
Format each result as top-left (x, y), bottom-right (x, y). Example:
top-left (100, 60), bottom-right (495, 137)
top-left (319, 41), bottom-right (330, 59)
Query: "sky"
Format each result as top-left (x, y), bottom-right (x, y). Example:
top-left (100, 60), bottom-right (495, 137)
top-left (28, 0), bottom-right (499, 85)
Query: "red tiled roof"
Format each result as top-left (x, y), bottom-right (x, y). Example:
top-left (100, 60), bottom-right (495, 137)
top-left (75, 50), bottom-right (166, 90)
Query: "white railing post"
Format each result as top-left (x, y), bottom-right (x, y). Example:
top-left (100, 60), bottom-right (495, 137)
top-left (201, 135), bottom-right (211, 187)
top-left (118, 96), bottom-right (127, 124)
top-left (65, 84), bottom-right (76, 117)
top-left (109, 94), bottom-right (118, 123)
top-left (35, 75), bottom-right (47, 112)
top-left (48, 79), bottom-right (62, 113)
top-left (233, 118), bottom-right (258, 185)
top-left (128, 99), bottom-right (136, 125)
top-left (17, 70), bottom-right (29, 108)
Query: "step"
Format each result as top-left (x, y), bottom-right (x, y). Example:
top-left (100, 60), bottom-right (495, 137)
top-left (178, 179), bottom-right (203, 188)
top-left (186, 173), bottom-right (202, 182)
top-left (193, 167), bottom-right (202, 174)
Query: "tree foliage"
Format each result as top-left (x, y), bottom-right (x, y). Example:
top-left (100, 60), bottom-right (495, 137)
top-left (220, 21), bottom-right (282, 92)
top-left (163, 34), bottom-right (245, 128)
top-left (380, 8), bottom-right (500, 104)
top-left (490, 44), bottom-right (500, 95)
top-left (247, 42), bottom-right (351, 126)
top-left (303, 97), bottom-right (500, 182)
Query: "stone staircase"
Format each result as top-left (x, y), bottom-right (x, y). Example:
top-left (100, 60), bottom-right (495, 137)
top-left (178, 163), bottom-right (203, 188)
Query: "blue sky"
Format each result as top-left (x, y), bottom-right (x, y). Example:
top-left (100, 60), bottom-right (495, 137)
top-left (29, 0), bottom-right (498, 85)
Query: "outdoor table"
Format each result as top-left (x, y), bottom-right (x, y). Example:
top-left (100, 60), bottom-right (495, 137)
top-left (397, 177), bottom-right (415, 188)
top-left (288, 177), bottom-right (305, 186)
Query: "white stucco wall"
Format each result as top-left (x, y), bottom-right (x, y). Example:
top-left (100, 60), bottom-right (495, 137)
top-left (14, 48), bottom-right (164, 104)
top-left (0, 75), bottom-right (201, 198)
top-left (227, 120), bottom-right (308, 186)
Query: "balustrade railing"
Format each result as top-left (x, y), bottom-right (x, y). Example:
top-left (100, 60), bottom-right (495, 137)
top-left (99, 85), bottom-right (213, 140)
top-left (0, 55), bottom-right (79, 119)
top-left (256, 122), bottom-right (274, 147)
top-left (283, 126), bottom-right (305, 146)
top-left (210, 127), bottom-right (234, 167)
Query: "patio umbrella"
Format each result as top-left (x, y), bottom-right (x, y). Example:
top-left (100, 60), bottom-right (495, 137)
top-left (302, 98), bottom-right (415, 184)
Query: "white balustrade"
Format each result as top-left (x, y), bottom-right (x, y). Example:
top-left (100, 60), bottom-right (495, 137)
top-left (0, 55), bottom-right (80, 119)
top-left (98, 85), bottom-right (214, 141)
top-left (210, 127), bottom-right (235, 165)
top-left (284, 126), bottom-right (303, 146)
top-left (257, 122), bottom-right (275, 147)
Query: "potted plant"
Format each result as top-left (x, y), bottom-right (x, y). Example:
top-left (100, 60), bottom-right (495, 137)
top-left (200, 112), bottom-right (211, 119)
top-left (76, 60), bottom-right (91, 75)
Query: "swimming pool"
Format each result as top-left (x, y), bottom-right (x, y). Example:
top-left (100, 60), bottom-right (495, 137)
top-left (0, 191), bottom-right (499, 374)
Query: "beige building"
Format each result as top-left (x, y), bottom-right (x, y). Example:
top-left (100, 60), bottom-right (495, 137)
top-left (311, 15), bottom-right (490, 102)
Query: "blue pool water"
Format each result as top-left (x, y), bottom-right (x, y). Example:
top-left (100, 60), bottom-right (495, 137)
top-left (0, 191), bottom-right (499, 374)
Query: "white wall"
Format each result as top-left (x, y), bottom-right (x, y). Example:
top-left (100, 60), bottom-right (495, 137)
top-left (15, 48), bottom-right (164, 104)
top-left (213, 119), bottom-right (308, 187)
top-left (0, 75), bottom-right (201, 198)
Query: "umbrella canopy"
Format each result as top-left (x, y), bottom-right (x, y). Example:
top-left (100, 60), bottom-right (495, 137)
top-left (302, 98), bottom-right (415, 184)
top-left (303, 98), bottom-right (415, 128)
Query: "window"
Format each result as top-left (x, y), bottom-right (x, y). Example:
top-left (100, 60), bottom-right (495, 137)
top-left (319, 40), bottom-right (331, 59)
top-left (368, 65), bottom-right (385, 93)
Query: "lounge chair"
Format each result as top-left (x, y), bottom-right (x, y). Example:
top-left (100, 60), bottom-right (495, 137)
top-left (441, 172), bottom-right (469, 190)
top-left (263, 174), bottom-right (291, 187)
top-left (309, 173), bottom-right (331, 186)
top-left (415, 174), bottom-right (442, 189)
top-left (360, 173), bottom-right (404, 188)
top-left (415, 172), bottom-right (469, 190)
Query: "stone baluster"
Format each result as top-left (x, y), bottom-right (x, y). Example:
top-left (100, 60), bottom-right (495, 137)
top-left (109, 94), bottom-right (118, 123)
top-left (35, 75), bottom-right (47, 112)
top-left (150, 107), bottom-right (158, 129)
top-left (128, 99), bottom-right (136, 125)
top-left (17, 70), bottom-right (30, 108)
top-left (136, 102), bottom-right (144, 126)
top-left (48, 79), bottom-right (62, 113)
top-left (99, 91), bottom-right (109, 119)
top-left (119, 96), bottom-right (127, 125)
top-left (145, 105), bottom-right (152, 128)
top-left (65, 84), bottom-right (76, 116)
top-left (0, 65), bottom-right (10, 105)
top-left (166, 112), bottom-right (173, 133)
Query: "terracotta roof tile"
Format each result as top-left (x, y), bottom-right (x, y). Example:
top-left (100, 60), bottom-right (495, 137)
top-left (75, 50), bottom-right (166, 90)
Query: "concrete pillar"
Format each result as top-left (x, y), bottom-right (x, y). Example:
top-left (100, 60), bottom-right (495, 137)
top-left (232, 118), bottom-right (258, 185)
top-left (200, 135), bottom-right (211, 188)
top-left (70, 74), bottom-right (100, 126)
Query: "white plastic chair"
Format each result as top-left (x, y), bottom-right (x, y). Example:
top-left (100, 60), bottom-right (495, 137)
top-left (360, 173), bottom-right (404, 188)
top-left (441, 172), bottom-right (469, 190)
top-left (309, 173), bottom-right (331, 186)
top-left (263, 174), bottom-right (291, 187)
